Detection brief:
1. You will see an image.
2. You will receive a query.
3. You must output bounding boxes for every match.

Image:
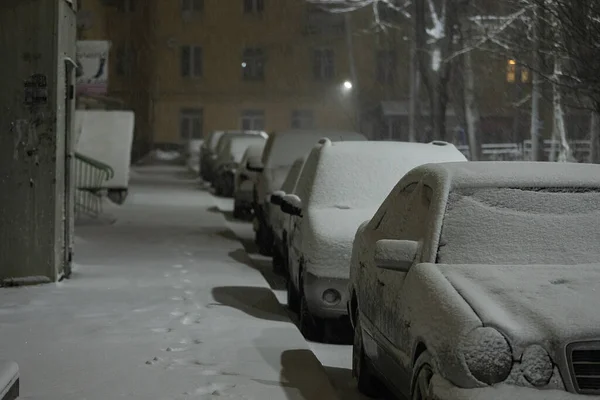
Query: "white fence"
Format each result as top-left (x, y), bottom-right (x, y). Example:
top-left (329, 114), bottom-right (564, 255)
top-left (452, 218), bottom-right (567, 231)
top-left (458, 140), bottom-right (592, 162)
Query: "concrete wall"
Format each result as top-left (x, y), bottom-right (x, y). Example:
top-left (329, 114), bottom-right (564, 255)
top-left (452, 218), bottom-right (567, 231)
top-left (0, 0), bottom-right (76, 284)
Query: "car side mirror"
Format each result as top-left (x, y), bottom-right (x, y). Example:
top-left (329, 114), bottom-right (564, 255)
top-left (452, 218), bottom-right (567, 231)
top-left (374, 239), bottom-right (418, 272)
top-left (270, 190), bottom-right (285, 206)
top-left (246, 161), bottom-right (264, 173)
top-left (281, 194), bottom-right (302, 217)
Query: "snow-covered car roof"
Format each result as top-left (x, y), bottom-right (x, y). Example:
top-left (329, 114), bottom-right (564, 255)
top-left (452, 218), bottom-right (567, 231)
top-left (222, 136), bottom-right (267, 164)
top-left (206, 131), bottom-right (225, 151)
top-left (243, 143), bottom-right (266, 160)
top-left (215, 131), bottom-right (268, 155)
top-left (297, 140), bottom-right (467, 210)
top-left (411, 161), bottom-right (600, 189)
top-left (261, 129), bottom-right (367, 168)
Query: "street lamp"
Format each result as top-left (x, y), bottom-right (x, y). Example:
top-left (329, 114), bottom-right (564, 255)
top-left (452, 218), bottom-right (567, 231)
top-left (343, 80), bottom-right (353, 90)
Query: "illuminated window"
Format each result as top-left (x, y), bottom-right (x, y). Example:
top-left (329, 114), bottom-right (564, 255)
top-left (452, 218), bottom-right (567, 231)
top-left (521, 68), bottom-right (530, 83)
top-left (506, 59), bottom-right (516, 83)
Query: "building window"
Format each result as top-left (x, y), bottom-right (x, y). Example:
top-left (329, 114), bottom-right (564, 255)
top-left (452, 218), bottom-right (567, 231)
top-left (291, 110), bottom-right (315, 129)
top-left (244, 0), bottom-right (264, 13)
top-left (180, 108), bottom-right (204, 140)
top-left (242, 48), bottom-right (265, 81)
top-left (377, 50), bottom-right (396, 84)
top-left (181, 45), bottom-right (203, 78)
top-left (313, 49), bottom-right (335, 80)
top-left (506, 59), bottom-right (529, 83)
top-left (182, 0), bottom-right (203, 13)
top-left (241, 110), bottom-right (265, 130)
top-left (116, 44), bottom-right (134, 76)
top-left (117, 0), bottom-right (135, 12)
top-left (305, 4), bottom-right (345, 35)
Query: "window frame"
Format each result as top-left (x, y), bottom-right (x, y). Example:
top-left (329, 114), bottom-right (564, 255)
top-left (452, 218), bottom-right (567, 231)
top-left (240, 109), bottom-right (266, 131)
top-left (243, 0), bottom-right (264, 14)
top-left (180, 108), bottom-right (204, 140)
top-left (242, 48), bottom-right (265, 81)
top-left (313, 48), bottom-right (335, 81)
top-left (180, 45), bottom-right (203, 78)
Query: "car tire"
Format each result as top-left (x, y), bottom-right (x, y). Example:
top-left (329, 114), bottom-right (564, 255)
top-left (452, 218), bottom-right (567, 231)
top-left (299, 293), bottom-right (325, 342)
top-left (287, 278), bottom-right (300, 313)
top-left (272, 247), bottom-right (285, 275)
top-left (411, 351), bottom-right (434, 400)
top-left (233, 205), bottom-right (244, 220)
top-left (256, 224), bottom-right (273, 256)
top-left (352, 317), bottom-right (381, 398)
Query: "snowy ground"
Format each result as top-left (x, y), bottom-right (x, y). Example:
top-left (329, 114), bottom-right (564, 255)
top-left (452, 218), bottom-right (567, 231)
top-left (212, 199), bottom-right (374, 400)
top-left (0, 166), bottom-right (339, 400)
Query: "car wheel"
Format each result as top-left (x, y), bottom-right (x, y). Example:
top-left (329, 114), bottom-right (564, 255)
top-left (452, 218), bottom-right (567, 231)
top-left (299, 293), bottom-right (325, 342)
top-left (272, 247), bottom-right (285, 275)
top-left (233, 205), bottom-right (244, 219)
top-left (286, 278), bottom-right (300, 313)
top-left (256, 224), bottom-right (273, 256)
top-left (352, 317), bottom-right (381, 397)
top-left (411, 351), bottom-right (434, 400)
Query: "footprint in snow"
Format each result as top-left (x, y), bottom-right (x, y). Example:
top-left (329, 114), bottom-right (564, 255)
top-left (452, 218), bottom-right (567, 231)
top-left (184, 382), bottom-right (232, 396)
top-left (163, 346), bottom-right (187, 352)
top-left (184, 290), bottom-right (194, 296)
top-left (172, 264), bottom-right (183, 269)
top-left (180, 269), bottom-right (189, 275)
top-left (171, 296), bottom-right (185, 301)
top-left (171, 310), bottom-right (186, 317)
top-left (182, 279), bottom-right (192, 284)
top-left (151, 327), bottom-right (173, 334)
top-left (145, 356), bottom-right (162, 365)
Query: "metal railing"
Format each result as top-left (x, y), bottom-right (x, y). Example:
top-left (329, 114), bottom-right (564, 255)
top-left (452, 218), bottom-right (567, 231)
top-left (458, 140), bottom-right (592, 162)
top-left (74, 152), bottom-right (114, 218)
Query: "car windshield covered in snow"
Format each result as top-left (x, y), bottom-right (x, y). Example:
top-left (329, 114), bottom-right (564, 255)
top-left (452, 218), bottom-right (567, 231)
top-left (226, 137), bottom-right (266, 163)
top-left (437, 187), bottom-right (600, 265)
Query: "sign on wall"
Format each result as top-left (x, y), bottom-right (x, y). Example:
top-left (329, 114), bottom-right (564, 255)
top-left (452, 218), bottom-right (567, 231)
top-left (76, 40), bottom-right (110, 95)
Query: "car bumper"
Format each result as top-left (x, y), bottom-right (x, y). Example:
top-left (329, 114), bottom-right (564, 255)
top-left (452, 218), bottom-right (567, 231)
top-left (431, 375), bottom-right (592, 400)
top-left (304, 273), bottom-right (349, 319)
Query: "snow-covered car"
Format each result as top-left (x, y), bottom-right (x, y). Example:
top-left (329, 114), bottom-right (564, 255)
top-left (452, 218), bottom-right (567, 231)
top-left (213, 134), bottom-right (267, 197)
top-left (279, 140), bottom-right (467, 341)
top-left (348, 161), bottom-right (600, 400)
top-left (268, 156), bottom-right (307, 275)
top-left (233, 143), bottom-right (266, 219)
top-left (208, 131), bottom-right (267, 185)
top-left (200, 131), bottom-right (224, 181)
top-left (251, 129), bottom-right (367, 256)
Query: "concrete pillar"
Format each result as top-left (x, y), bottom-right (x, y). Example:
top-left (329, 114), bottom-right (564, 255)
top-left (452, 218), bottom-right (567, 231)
top-left (0, 0), bottom-right (76, 285)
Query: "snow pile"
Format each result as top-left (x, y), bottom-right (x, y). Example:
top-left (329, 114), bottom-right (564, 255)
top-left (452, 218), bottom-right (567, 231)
top-left (437, 188), bottom-right (600, 265)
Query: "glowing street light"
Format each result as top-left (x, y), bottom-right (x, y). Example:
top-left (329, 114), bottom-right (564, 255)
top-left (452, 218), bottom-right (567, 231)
top-left (343, 80), bottom-right (353, 90)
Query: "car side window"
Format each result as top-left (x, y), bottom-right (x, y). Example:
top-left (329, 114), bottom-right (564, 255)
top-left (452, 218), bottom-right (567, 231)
top-left (376, 182), bottom-right (432, 243)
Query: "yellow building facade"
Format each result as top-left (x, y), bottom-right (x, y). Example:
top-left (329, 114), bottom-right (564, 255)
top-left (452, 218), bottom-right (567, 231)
top-left (77, 0), bottom-right (413, 154)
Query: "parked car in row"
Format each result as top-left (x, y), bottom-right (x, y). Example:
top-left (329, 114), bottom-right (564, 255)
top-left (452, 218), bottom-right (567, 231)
top-left (206, 131), bottom-right (267, 186)
top-left (233, 143), bottom-right (266, 219)
top-left (199, 131), bottom-right (224, 182)
top-left (277, 140), bottom-right (467, 341)
top-left (349, 161), bottom-right (600, 399)
top-left (269, 156), bottom-right (307, 275)
top-left (251, 130), bottom-right (367, 256)
top-left (213, 134), bottom-right (267, 197)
